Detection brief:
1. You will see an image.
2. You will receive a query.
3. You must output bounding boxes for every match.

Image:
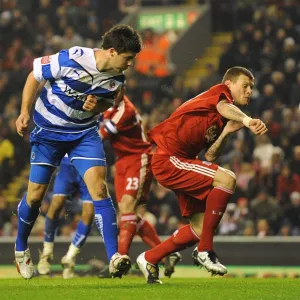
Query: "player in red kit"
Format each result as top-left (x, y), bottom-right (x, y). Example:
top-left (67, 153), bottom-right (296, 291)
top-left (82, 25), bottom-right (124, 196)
top-left (98, 88), bottom-right (181, 277)
top-left (136, 66), bottom-right (268, 284)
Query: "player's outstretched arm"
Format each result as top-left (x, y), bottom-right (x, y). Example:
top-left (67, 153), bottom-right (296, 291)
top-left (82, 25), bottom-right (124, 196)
top-left (16, 71), bottom-right (41, 137)
top-left (216, 101), bottom-right (268, 135)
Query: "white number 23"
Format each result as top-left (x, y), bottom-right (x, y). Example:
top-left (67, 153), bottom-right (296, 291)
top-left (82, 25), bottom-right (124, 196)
top-left (126, 177), bottom-right (139, 190)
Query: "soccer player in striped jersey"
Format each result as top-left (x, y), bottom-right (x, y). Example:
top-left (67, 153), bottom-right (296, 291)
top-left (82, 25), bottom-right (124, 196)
top-left (37, 156), bottom-right (94, 279)
top-left (136, 67), bottom-right (268, 283)
top-left (14, 24), bottom-right (142, 279)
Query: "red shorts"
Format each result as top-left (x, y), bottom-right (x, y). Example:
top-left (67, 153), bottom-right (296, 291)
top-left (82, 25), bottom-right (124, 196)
top-left (151, 151), bottom-right (218, 217)
top-left (114, 153), bottom-right (153, 203)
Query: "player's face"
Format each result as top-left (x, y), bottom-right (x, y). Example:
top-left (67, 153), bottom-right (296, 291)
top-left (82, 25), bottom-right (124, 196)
top-left (110, 50), bottom-right (136, 72)
top-left (229, 75), bottom-right (254, 106)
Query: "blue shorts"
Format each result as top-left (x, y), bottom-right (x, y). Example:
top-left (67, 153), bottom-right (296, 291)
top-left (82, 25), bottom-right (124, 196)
top-left (29, 126), bottom-right (106, 184)
top-left (53, 158), bottom-right (92, 202)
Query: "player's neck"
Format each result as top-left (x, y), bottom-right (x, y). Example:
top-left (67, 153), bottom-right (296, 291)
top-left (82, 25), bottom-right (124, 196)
top-left (94, 49), bottom-right (113, 72)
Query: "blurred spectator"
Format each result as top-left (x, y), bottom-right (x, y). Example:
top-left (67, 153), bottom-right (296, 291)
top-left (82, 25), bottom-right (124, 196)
top-left (256, 218), bottom-right (272, 237)
top-left (219, 203), bottom-right (238, 235)
top-left (250, 190), bottom-right (280, 233)
top-left (276, 164), bottom-right (300, 204)
top-left (200, 64), bottom-right (221, 91)
top-left (284, 191), bottom-right (300, 235)
top-left (290, 146), bottom-right (300, 175)
top-left (253, 135), bottom-right (279, 169)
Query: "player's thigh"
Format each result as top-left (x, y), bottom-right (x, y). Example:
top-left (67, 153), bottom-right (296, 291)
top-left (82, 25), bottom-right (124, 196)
top-left (114, 159), bottom-right (126, 203)
top-left (119, 154), bottom-right (152, 202)
top-left (68, 128), bottom-right (106, 178)
top-left (213, 166), bottom-right (236, 191)
top-left (30, 128), bottom-right (68, 184)
top-left (82, 166), bottom-right (108, 199)
top-left (52, 163), bottom-right (78, 197)
top-left (152, 154), bottom-right (217, 199)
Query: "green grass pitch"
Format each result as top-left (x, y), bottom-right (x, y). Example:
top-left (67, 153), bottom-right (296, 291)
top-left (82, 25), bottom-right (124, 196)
top-left (1, 277), bottom-right (299, 300)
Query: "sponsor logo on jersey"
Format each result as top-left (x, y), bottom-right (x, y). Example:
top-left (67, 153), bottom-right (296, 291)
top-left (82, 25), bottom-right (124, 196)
top-left (64, 85), bottom-right (87, 101)
top-left (41, 56), bottom-right (51, 65)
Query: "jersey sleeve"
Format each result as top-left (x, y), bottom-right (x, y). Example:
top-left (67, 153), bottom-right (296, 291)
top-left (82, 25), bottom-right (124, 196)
top-left (33, 52), bottom-right (61, 82)
top-left (99, 119), bottom-right (118, 140)
top-left (111, 100), bottom-right (136, 132)
top-left (219, 89), bottom-right (234, 104)
top-left (207, 84), bottom-right (234, 110)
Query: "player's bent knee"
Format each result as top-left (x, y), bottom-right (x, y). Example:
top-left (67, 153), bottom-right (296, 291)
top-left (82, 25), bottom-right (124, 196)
top-left (213, 167), bottom-right (236, 191)
top-left (118, 195), bottom-right (136, 213)
top-left (84, 167), bottom-right (109, 199)
top-left (47, 197), bottom-right (65, 219)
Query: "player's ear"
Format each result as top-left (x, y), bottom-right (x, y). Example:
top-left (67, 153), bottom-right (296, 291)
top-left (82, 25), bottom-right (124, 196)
top-left (224, 79), bottom-right (232, 88)
top-left (109, 48), bottom-right (116, 57)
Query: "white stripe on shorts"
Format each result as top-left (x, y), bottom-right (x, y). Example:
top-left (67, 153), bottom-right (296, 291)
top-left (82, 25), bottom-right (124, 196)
top-left (136, 153), bottom-right (148, 201)
top-left (170, 156), bottom-right (216, 178)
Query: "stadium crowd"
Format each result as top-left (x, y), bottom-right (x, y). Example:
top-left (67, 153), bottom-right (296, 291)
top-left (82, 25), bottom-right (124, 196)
top-left (0, 0), bottom-right (299, 239)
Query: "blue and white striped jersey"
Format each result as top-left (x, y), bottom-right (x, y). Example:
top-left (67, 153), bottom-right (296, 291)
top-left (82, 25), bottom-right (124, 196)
top-left (32, 46), bottom-right (125, 133)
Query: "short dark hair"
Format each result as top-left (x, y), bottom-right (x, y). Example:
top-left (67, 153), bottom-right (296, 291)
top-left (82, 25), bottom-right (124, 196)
top-left (222, 66), bottom-right (254, 83)
top-left (102, 24), bottom-right (142, 54)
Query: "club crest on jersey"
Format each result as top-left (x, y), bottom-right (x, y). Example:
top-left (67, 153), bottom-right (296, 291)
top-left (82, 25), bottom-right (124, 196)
top-left (41, 56), bottom-right (51, 65)
top-left (31, 152), bottom-right (35, 161)
top-left (205, 125), bottom-right (218, 143)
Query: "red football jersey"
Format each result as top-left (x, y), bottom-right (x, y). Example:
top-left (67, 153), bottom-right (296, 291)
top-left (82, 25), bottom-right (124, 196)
top-left (148, 84), bottom-right (234, 158)
top-left (99, 96), bottom-right (152, 158)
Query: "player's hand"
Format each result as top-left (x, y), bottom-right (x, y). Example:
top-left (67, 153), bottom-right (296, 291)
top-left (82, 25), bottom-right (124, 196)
top-left (223, 120), bottom-right (244, 134)
top-left (16, 113), bottom-right (30, 137)
top-left (83, 95), bottom-right (98, 112)
top-left (249, 119), bottom-right (268, 135)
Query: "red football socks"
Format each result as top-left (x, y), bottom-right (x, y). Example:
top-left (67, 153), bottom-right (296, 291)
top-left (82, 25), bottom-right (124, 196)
top-left (118, 213), bottom-right (137, 255)
top-left (136, 218), bottom-right (161, 248)
top-left (198, 187), bottom-right (233, 252)
top-left (145, 224), bottom-right (200, 264)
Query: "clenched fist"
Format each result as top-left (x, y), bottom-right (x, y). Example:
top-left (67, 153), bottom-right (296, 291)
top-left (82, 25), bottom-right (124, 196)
top-left (249, 119), bottom-right (268, 135)
top-left (83, 95), bottom-right (98, 112)
top-left (16, 113), bottom-right (30, 137)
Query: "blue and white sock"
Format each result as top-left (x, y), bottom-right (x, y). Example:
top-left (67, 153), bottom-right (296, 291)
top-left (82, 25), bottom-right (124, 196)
top-left (44, 215), bottom-right (60, 243)
top-left (72, 220), bottom-right (92, 248)
top-left (15, 194), bottom-right (40, 251)
top-left (93, 197), bottom-right (118, 261)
